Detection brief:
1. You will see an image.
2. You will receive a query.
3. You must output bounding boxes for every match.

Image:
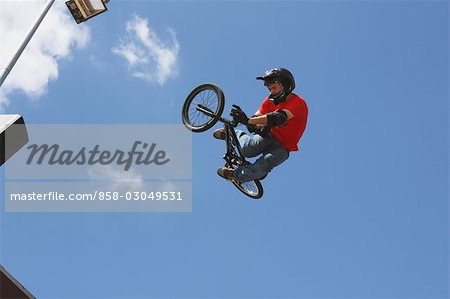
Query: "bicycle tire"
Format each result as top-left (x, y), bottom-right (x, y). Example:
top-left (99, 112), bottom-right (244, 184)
top-left (232, 179), bottom-right (264, 199)
top-left (182, 83), bottom-right (225, 133)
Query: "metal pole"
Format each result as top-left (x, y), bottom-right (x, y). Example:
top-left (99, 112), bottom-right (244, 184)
top-left (0, 0), bottom-right (55, 88)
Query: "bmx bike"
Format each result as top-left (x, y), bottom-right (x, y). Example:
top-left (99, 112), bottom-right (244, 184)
top-left (182, 83), bottom-right (264, 199)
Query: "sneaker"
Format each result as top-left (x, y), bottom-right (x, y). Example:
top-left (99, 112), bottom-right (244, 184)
top-left (217, 167), bottom-right (235, 181)
top-left (213, 128), bottom-right (226, 140)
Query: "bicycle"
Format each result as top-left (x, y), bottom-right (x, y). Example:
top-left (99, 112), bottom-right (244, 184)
top-left (182, 83), bottom-right (264, 199)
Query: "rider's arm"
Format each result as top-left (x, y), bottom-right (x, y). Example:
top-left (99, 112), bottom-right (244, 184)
top-left (248, 109), bottom-right (293, 126)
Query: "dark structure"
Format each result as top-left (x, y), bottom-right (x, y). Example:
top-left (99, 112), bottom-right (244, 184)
top-left (0, 265), bottom-right (35, 299)
top-left (0, 115), bottom-right (29, 166)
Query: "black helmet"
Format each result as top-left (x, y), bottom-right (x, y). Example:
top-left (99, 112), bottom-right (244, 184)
top-left (256, 67), bottom-right (295, 105)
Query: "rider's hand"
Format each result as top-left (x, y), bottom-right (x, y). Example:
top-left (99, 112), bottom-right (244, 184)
top-left (247, 124), bottom-right (270, 137)
top-left (230, 105), bottom-right (249, 125)
top-left (246, 124), bottom-right (259, 134)
top-left (257, 126), bottom-right (271, 137)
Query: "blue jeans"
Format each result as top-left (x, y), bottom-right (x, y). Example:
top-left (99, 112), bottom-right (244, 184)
top-left (233, 130), bottom-right (289, 182)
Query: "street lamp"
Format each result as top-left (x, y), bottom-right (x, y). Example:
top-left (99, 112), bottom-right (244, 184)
top-left (0, 0), bottom-right (109, 166)
top-left (66, 0), bottom-right (109, 24)
top-left (0, 0), bottom-right (110, 88)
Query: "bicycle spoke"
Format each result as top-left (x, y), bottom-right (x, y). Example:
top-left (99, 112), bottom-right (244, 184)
top-left (182, 83), bottom-right (224, 133)
top-left (186, 89), bottom-right (219, 126)
top-left (241, 182), bottom-right (255, 194)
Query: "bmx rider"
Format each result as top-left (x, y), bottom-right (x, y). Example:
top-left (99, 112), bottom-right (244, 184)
top-left (215, 67), bottom-right (308, 182)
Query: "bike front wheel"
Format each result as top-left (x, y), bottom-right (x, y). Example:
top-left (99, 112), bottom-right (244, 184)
top-left (182, 83), bottom-right (225, 132)
top-left (232, 179), bottom-right (264, 199)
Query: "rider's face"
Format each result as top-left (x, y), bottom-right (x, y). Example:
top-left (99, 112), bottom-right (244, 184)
top-left (266, 82), bottom-right (282, 95)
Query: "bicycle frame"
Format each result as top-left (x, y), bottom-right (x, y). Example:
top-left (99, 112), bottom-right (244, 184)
top-left (196, 104), bottom-right (248, 167)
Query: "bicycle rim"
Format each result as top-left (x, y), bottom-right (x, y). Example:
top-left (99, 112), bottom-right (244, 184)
top-left (182, 83), bottom-right (224, 132)
top-left (232, 179), bottom-right (264, 199)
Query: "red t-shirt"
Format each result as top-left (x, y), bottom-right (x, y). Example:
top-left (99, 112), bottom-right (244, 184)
top-left (258, 93), bottom-right (308, 151)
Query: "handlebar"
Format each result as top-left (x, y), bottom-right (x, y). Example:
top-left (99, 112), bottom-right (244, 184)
top-left (196, 104), bottom-right (216, 118)
top-left (196, 104), bottom-right (238, 127)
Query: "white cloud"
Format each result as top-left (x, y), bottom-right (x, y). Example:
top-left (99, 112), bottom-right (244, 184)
top-left (112, 14), bottom-right (180, 85)
top-left (88, 164), bottom-right (144, 191)
top-left (0, 0), bottom-right (91, 111)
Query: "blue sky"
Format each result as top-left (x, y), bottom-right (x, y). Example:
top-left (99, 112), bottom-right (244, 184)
top-left (0, 1), bottom-right (448, 298)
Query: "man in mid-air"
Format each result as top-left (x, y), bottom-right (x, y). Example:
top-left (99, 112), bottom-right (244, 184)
top-left (214, 67), bottom-right (308, 182)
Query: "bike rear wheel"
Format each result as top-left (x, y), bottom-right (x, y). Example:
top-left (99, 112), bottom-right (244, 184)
top-left (182, 83), bottom-right (225, 132)
top-left (232, 179), bottom-right (264, 199)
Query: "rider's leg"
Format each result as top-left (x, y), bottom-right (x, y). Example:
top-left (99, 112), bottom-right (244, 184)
top-left (233, 141), bottom-right (290, 182)
top-left (235, 130), bottom-right (272, 158)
